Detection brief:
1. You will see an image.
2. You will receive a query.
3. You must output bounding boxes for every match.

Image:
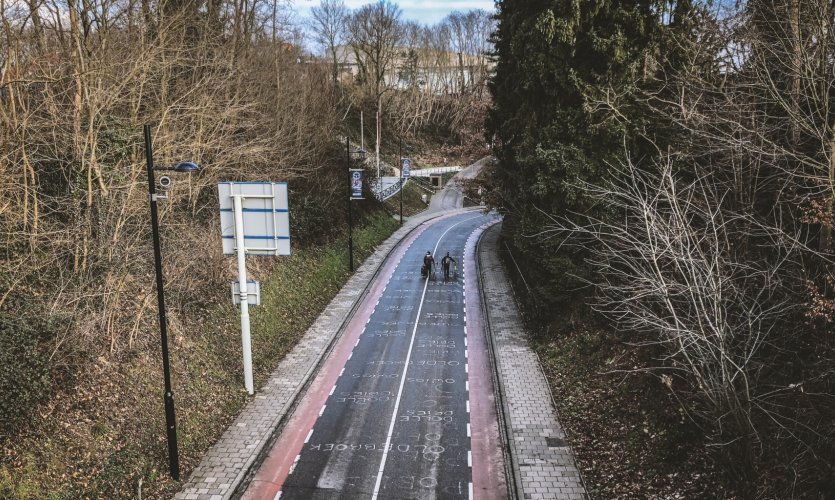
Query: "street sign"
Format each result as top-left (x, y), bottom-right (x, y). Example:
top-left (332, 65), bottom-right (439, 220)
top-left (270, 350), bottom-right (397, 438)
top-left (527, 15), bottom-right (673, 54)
top-left (218, 181), bottom-right (290, 395)
top-left (401, 158), bottom-right (410, 178)
top-left (231, 280), bottom-right (261, 306)
top-left (219, 182), bottom-right (290, 256)
top-left (350, 168), bottom-right (364, 199)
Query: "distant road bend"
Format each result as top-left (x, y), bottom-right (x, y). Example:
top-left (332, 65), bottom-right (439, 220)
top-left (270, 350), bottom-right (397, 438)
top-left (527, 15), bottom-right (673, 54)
top-left (242, 161), bottom-right (507, 499)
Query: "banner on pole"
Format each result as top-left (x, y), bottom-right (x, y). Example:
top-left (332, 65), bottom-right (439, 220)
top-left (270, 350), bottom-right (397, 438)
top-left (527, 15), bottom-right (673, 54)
top-left (350, 169), bottom-right (364, 199)
top-left (401, 158), bottom-right (411, 179)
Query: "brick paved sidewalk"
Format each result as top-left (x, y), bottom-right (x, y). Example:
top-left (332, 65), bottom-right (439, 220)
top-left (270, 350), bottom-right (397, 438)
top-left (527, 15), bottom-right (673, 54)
top-left (477, 222), bottom-right (587, 500)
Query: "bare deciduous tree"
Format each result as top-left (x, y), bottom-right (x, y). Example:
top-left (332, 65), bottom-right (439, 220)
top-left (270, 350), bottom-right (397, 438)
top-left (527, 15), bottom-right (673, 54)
top-left (310, 0), bottom-right (349, 84)
top-left (347, 0), bottom-right (403, 177)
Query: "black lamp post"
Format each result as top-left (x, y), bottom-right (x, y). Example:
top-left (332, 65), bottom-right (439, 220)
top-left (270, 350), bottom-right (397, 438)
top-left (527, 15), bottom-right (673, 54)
top-left (346, 137), bottom-right (366, 272)
top-left (399, 139), bottom-right (412, 226)
top-left (143, 124), bottom-right (200, 481)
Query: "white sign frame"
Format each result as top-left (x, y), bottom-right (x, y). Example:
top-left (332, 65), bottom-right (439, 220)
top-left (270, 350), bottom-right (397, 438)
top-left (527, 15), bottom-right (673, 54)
top-left (219, 182), bottom-right (290, 256)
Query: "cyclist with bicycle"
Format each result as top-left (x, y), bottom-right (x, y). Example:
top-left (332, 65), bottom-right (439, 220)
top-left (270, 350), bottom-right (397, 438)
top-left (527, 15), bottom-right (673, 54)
top-left (441, 252), bottom-right (457, 281)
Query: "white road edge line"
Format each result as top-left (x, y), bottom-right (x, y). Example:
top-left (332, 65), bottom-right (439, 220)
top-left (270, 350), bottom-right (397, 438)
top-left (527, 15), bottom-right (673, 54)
top-left (371, 215), bottom-right (480, 500)
top-left (289, 454), bottom-right (301, 475)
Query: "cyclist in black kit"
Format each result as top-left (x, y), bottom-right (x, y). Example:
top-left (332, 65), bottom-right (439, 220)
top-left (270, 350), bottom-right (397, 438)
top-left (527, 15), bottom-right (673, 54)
top-left (441, 252), bottom-right (456, 280)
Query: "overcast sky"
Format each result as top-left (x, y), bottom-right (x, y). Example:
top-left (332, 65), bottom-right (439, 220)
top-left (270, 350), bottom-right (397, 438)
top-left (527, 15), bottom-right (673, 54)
top-left (294, 0), bottom-right (497, 25)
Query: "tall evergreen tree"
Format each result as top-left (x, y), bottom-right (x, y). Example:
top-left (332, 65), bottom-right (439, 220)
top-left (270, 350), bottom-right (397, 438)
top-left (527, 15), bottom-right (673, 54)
top-left (487, 0), bottom-right (664, 311)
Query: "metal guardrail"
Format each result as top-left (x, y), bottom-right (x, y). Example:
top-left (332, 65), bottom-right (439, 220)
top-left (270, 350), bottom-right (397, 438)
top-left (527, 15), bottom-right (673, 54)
top-left (408, 166), bottom-right (462, 177)
top-left (371, 166), bottom-right (462, 200)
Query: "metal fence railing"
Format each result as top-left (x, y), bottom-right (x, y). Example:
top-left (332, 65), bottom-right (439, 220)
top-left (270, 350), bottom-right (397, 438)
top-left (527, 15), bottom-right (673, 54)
top-left (375, 178), bottom-right (405, 201)
top-left (408, 166), bottom-right (462, 177)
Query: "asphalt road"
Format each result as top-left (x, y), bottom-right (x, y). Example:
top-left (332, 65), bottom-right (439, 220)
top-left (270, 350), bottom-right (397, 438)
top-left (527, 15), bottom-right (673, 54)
top-left (243, 211), bottom-right (505, 499)
top-left (427, 157), bottom-right (492, 213)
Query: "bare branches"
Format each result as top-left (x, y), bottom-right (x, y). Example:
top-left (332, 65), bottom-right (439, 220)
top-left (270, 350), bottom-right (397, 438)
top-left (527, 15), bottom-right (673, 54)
top-left (310, 0), bottom-right (349, 84)
top-left (540, 154), bottom-right (816, 450)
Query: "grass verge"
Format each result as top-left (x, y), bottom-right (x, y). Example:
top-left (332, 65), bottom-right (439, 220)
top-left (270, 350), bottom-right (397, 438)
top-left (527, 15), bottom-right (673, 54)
top-left (0, 210), bottom-right (400, 499)
top-left (382, 181), bottom-right (431, 218)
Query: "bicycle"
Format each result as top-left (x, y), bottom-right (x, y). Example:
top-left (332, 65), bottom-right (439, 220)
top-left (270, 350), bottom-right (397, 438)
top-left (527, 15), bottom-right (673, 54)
top-left (442, 261), bottom-right (458, 281)
top-left (421, 263), bottom-right (437, 281)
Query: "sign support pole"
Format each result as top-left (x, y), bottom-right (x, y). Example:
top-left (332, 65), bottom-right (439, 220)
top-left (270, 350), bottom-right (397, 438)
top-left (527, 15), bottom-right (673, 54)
top-left (233, 194), bottom-right (254, 395)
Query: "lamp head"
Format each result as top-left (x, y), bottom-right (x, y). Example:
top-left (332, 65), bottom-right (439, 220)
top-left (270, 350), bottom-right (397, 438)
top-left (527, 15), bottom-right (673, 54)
top-left (172, 161), bottom-right (201, 172)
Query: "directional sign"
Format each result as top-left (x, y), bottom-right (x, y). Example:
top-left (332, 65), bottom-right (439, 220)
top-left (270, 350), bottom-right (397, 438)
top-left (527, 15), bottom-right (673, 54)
top-left (401, 158), bottom-right (410, 179)
top-left (218, 182), bottom-right (290, 256)
top-left (350, 169), bottom-right (364, 199)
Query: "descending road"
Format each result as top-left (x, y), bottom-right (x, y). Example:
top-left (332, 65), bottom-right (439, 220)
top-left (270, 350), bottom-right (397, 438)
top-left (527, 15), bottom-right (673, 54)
top-left (242, 210), bottom-right (506, 499)
top-left (427, 157), bottom-right (492, 213)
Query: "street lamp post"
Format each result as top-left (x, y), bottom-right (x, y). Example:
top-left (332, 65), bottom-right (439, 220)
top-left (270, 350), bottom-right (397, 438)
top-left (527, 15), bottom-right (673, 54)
top-left (346, 137), bottom-right (353, 272)
top-left (399, 138), bottom-right (403, 226)
top-left (346, 138), bottom-right (366, 272)
top-left (143, 124), bottom-right (200, 481)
